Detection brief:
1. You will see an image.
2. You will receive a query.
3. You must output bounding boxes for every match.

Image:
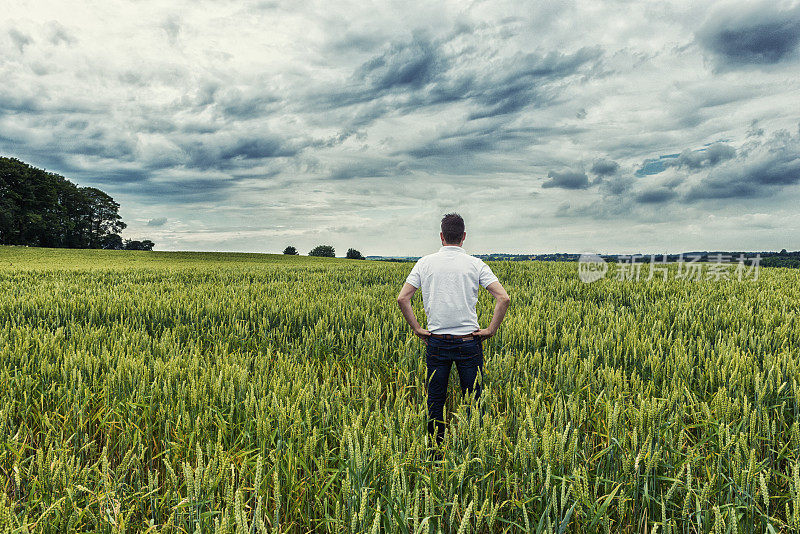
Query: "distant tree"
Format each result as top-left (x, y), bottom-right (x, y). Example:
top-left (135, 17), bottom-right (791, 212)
top-left (762, 256), bottom-right (800, 268)
top-left (346, 248), bottom-right (364, 260)
top-left (781, 248), bottom-right (788, 254)
top-left (283, 245), bottom-right (298, 255)
top-left (124, 239), bottom-right (155, 251)
top-left (309, 245), bottom-right (335, 257)
top-left (100, 234), bottom-right (124, 250)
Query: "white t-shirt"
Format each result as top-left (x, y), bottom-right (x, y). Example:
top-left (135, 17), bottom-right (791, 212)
top-left (404, 246), bottom-right (499, 335)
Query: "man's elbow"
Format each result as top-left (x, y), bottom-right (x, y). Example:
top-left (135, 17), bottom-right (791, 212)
top-left (396, 295), bottom-right (410, 305)
top-left (499, 294), bottom-right (511, 306)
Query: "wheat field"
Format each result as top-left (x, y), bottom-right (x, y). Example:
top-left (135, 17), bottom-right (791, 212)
top-left (1, 245), bottom-right (800, 533)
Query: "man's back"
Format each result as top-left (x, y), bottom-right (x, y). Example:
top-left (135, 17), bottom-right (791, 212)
top-left (396, 213), bottom-right (510, 447)
top-left (405, 245), bottom-right (498, 335)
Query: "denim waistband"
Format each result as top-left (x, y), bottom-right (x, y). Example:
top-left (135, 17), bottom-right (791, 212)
top-left (429, 333), bottom-right (481, 341)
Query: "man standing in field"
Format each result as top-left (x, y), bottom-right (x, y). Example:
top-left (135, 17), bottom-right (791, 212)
top-left (396, 213), bottom-right (511, 447)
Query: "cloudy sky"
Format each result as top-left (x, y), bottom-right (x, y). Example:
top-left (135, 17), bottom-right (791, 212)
top-left (3, 0), bottom-right (800, 255)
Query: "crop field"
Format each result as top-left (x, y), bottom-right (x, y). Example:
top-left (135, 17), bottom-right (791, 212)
top-left (2, 245), bottom-right (800, 533)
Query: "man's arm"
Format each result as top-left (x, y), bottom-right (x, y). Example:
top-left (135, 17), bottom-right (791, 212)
top-left (396, 283), bottom-right (431, 342)
top-left (472, 280), bottom-right (511, 340)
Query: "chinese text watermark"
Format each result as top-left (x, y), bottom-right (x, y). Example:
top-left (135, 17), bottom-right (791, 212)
top-left (578, 253), bottom-right (760, 283)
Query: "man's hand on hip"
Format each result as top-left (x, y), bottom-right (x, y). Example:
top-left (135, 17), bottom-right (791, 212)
top-left (415, 327), bottom-right (431, 343)
top-left (472, 328), bottom-right (495, 341)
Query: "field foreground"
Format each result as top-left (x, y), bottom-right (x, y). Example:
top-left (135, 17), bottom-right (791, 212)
top-left (2, 246), bottom-right (800, 533)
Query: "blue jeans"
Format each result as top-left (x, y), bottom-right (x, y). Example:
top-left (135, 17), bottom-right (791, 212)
top-left (425, 336), bottom-right (484, 445)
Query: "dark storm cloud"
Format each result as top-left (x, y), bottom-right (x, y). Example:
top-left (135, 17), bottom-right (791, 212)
top-left (342, 21), bottom-right (487, 104)
top-left (310, 30), bottom-right (449, 112)
top-left (0, 92), bottom-right (39, 114)
top-left (0, 88), bottom-right (103, 115)
top-left (88, 168), bottom-right (153, 186)
top-left (401, 125), bottom-right (543, 159)
top-left (148, 217), bottom-right (168, 226)
top-left (542, 169), bottom-right (590, 190)
top-left (635, 187), bottom-right (678, 204)
top-left (73, 137), bottom-right (137, 160)
top-left (120, 177), bottom-right (239, 203)
top-left (181, 135), bottom-right (300, 170)
top-left (135, 117), bottom-right (179, 134)
top-left (664, 143), bottom-right (736, 169)
top-left (312, 32), bottom-right (603, 129)
top-left (355, 28), bottom-right (444, 91)
top-left (173, 81), bottom-right (282, 122)
top-left (65, 119), bottom-right (89, 131)
top-left (328, 31), bottom-right (386, 54)
top-left (0, 143), bottom-right (73, 174)
top-left (572, 126), bottom-right (799, 212)
top-left (668, 127), bottom-right (800, 201)
top-left (590, 158), bottom-right (619, 176)
top-left (600, 174), bottom-right (635, 196)
top-left (595, 128), bottom-right (800, 206)
top-left (696, 1), bottom-right (800, 67)
top-left (466, 47), bottom-right (603, 120)
top-left (218, 137), bottom-right (294, 160)
top-left (310, 29), bottom-right (449, 114)
top-left (686, 148), bottom-right (800, 200)
top-left (214, 88), bottom-right (282, 120)
top-left (328, 159), bottom-right (410, 180)
top-left (393, 124), bottom-right (584, 176)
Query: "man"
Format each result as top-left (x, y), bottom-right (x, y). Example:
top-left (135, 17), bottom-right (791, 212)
top-left (396, 213), bottom-right (511, 447)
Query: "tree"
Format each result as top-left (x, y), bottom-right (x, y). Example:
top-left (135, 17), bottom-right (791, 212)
top-left (309, 245), bottom-right (335, 257)
top-left (283, 246), bottom-right (298, 255)
top-left (100, 234), bottom-right (124, 250)
top-left (0, 156), bottom-right (155, 250)
top-left (124, 239), bottom-right (155, 251)
top-left (346, 248), bottom-right (364, 260)
top-left (82, 187), bottom-right (127, 248)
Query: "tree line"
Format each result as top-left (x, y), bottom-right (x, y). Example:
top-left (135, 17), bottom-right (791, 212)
top-left (0, 156), bottom-right (154, 250)
top-left (283, 245), bottom-right (364, 259)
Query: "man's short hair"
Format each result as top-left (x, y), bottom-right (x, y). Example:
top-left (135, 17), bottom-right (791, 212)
top-left (441, 213), bottom-right (465, 244)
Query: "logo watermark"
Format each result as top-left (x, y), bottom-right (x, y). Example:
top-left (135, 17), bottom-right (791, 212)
top-left (578, 253), bottom-right (760, 283)
top-left (578, 254), bottom-right (608, 283)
